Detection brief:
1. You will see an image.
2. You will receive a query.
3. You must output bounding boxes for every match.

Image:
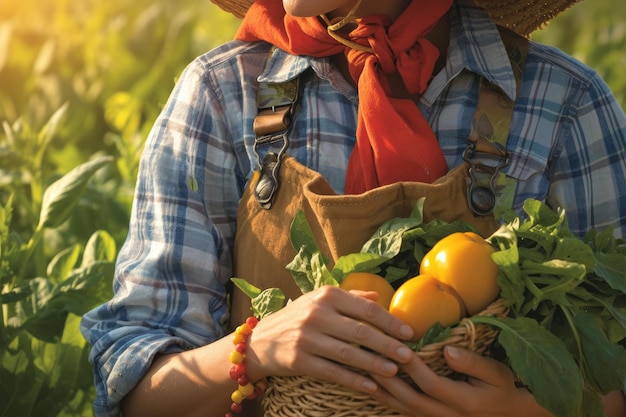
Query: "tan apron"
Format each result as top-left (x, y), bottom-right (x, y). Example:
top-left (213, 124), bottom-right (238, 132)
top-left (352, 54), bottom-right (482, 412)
top-left (229, 27), bottom-right (528, 417)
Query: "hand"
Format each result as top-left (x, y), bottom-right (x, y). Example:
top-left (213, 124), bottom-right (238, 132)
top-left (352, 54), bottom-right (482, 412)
top-left (245, 286), bottom-right (415, 394)
top-left (370, 346), bottom-right (553, 417)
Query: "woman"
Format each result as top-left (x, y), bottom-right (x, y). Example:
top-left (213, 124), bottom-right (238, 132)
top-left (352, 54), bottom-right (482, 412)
top-left (81, 0), bottom-right (626, 416)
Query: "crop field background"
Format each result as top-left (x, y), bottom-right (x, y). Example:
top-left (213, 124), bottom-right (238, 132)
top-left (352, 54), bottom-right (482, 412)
top-left (0, 0), bottom-right (624, 415)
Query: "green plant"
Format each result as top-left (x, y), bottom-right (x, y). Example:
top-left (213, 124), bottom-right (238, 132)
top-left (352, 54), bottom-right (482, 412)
top-left (0, 157), bottom-right (116, 417)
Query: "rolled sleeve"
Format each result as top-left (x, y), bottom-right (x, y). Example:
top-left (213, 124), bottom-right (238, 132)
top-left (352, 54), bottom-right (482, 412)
top-left (80, 52), bottom-right (242, 416)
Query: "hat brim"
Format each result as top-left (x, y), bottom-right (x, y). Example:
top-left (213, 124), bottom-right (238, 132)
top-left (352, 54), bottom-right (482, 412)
top-left (210, 0), bottom-right (581, 36)
top-left (472, 0), bottom-right (581, 36)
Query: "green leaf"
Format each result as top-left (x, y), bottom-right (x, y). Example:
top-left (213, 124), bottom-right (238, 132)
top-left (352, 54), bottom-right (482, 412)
top-left (309, 251), bottom-right (338, 290)
top-left (231, 277), bottom-right (262, 299)
top-left (250, 288), bottom-right (286, 319)
top-left (285, 247), bottom-right (316, 294)
top-left (289, 211), bottom-right (320, 258)
top-left (593, 252), bottom-right (626, 293)
top-left (360, 216), bottom-right (421, 258)
top-left (46, 244), bottom-right (81, 284)
top-left (37, 102), bottom-right (69, 154)
top-left (581, 389), bottom-right (608, 417)
top-left (570, 286), bottom-right (626, 336)
top-left (489, 227), bottom-right (526, 313)
top-left (521, 259), bottom-right (586, 310)
top-left (29, 315), bottom-right (89, 417)
top-left (408, 323), bottom-right (452, 350)
top-left (20, 307), bottom-right (68, 343)
top-left (331, 252), bottom-right (389, 283)
top-left (522, 199), bottom-right (567, 231)
top-left (0, 346), bottom-right (45, 417)
top-left (551, 236), bottom-right (596, 272)
top-left (0, 285), bottom-right (32, 304)
top-left (573, 312), bottom-right (626, 394)
top-left (81, 230), bottom-right (117, 266)
top-left (38, 155), bottom-right (113, 229)
top-left (584, 226), bottom-right (620, 254)
top-left (472, 316), bottom-right (583, 417)
top-left (50, 261), bottom-right (115, 316)
top-left (231, 279), bottom-right (286, 319)
top-left (14, 261), bottom-right (113, 342)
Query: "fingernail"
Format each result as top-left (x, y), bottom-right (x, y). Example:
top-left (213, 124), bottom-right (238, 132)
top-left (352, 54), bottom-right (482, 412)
top-left (397, 346), bottom-right (412, 361)
top-left (446, 345), bottom-right (461, 360)
top-left (399, 324), bottom-right (413, 339)
top-left (381, 361), bottom-right (397, 374)
top-left (362, 380), bottom-right (377, 392)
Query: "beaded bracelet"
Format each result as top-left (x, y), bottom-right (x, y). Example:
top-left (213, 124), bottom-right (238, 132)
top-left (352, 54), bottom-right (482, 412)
top-left (225, 316), bottom-right (265, 417)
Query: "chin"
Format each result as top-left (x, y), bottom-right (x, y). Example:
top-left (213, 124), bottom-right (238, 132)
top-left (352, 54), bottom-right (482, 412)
top-left (282, 0), bottom-right (345, 17)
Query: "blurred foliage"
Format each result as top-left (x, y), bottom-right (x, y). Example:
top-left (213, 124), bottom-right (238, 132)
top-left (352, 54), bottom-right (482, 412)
top-left (533, 0), bottom-right (626, 107)
top-left (0, 1), bottom-right (238, 416)
top-left (0, 0), bottom-right (623, 416)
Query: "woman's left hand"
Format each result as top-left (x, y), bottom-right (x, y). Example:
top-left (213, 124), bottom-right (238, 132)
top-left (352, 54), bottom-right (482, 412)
top-left (370, 345), bottom-right (552, 417)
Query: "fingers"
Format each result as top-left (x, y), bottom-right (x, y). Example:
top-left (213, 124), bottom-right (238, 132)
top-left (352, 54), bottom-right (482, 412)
top-left (443, 345), bottom-right (514, 387)
top-left (371, 373), bottom-right (440, 417)
top-left (300, 330), bottom-right (402, 378)
top-left (317, 286), bottom-right (415, 341)
top-left (298, 351), bottom-right (380, 394)
top-left (246, 286), bottom-right (416, 394)
top-left (309, 286), bottom-right (415, 363)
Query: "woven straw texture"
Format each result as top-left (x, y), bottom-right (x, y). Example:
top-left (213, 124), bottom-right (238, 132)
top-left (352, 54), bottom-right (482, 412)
top-left (472, 0), bottom-right (580, 36)
top-left (262, 298), bottom-right (509, 417)
top-left (209, 0), bottom-right (580, 36)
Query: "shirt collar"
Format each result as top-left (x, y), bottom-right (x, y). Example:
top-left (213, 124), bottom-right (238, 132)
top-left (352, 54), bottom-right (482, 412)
top-left (257, 47), bottom-right (311, 84)
top-left (257, 48), bottom-right (359, 102)
top-left (427, 2), bottom-right (518, 103)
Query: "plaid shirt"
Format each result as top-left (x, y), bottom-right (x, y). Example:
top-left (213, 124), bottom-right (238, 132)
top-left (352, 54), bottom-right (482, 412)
top-left (81, 4), bottom-right (626, 416)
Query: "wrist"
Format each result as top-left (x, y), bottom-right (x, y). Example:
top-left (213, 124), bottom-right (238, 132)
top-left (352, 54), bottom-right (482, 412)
top-left (241, 319), bottom-right (272, 383)
top-left (226, 317), bottom-right (267, 417)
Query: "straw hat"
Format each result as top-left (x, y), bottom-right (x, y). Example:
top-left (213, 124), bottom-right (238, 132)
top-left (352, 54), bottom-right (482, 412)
top-left (209, 0), bottom-right (581, 36)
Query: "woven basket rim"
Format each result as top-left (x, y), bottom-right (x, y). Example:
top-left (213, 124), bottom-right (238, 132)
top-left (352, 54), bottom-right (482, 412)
top-left (262, 297), bottom-right (509, 416)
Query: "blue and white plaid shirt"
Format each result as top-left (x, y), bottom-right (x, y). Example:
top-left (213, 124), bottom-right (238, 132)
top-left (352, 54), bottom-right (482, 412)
top-left (81, 4), bottom-right (626, 416)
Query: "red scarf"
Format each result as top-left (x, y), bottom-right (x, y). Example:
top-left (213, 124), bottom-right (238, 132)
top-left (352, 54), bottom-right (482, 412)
top-left (237, 0), bottom-right (452, 194)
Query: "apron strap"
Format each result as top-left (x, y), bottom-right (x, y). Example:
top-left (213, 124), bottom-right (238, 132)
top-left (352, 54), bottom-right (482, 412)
top-left (251, 49), bottom-right (300, 209)
top-left (464, 26), bottom-right (529, 216)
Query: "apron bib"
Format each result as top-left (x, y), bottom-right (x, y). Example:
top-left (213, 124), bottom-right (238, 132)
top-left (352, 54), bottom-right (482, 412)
top-left (232, 157), bottom-right (499, 323)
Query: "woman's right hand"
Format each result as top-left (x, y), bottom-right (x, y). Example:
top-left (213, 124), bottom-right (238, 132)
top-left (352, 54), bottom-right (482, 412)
top-left (245, 285), bottom-right (415, 393)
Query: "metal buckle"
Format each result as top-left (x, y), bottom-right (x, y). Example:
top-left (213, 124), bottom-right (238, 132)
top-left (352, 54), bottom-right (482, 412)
top-left (253, 133), bottom-right (289, 209)
top-left (462, 140), bottom-right (510, 216)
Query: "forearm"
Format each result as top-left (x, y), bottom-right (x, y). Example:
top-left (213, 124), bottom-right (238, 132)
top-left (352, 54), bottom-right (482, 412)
top-left (121, 335), bottom-right (236, 417)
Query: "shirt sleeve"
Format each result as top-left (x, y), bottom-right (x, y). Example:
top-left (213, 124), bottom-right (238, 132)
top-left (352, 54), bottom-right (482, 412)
top-left (80, 55), bottom-right (244, 417)
top-left (546, 69), bottom-right (626, 239)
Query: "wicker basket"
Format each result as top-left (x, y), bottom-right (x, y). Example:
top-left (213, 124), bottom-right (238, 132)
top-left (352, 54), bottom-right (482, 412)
top-left (262, 298), bottom-right (509, 417)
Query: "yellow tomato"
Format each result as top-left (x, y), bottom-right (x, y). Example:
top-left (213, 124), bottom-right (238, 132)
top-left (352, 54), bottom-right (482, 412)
top-left (388, 274), bottom-right (462, 342)
top-left (339, 272), bottom-right (395, 309)
top-left (420, 231), bottom-right (500, 315)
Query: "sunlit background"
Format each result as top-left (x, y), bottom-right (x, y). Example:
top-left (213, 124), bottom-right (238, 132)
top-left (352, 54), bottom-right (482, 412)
top-left (0, 1), bottom-right (624, 416)
top-left (0, 0), bottom-right (624, 177)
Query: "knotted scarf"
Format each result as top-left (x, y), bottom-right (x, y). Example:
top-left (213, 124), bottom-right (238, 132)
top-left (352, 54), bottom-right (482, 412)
top-left (236, 0), bottom-right (453, 194)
